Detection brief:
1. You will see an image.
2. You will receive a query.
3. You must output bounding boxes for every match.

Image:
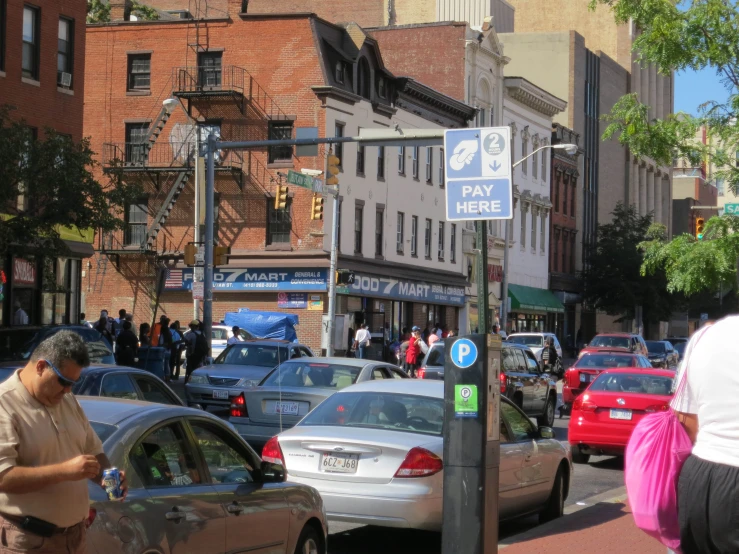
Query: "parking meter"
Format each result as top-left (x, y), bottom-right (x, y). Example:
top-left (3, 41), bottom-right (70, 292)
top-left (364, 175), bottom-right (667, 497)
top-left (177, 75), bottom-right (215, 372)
top-left (442, 334), bottom-right (501, 554)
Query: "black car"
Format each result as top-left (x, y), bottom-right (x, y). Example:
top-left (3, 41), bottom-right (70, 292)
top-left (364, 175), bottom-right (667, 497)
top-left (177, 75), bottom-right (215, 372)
top-left (0, 325), bottom-right (115, 365)
top-left (645, 340), bottom-right (679, 369)
top-left (72, 365), bottom-right (183, 406)
top-left (419, 341), bottom-right (558, 426)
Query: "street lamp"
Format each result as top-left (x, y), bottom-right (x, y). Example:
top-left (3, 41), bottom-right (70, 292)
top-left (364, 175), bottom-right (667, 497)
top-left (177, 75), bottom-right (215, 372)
top-left (499, 143), bottom-right (578, 335)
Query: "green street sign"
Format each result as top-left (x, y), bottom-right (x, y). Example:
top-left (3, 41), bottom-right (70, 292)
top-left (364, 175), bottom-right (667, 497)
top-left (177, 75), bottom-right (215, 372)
top-left (454, 384), bottom-right (478, 418)
top-left (286, 170), bottom-right (326, 194)
top-left (724, 203), bottom-right (739, 215)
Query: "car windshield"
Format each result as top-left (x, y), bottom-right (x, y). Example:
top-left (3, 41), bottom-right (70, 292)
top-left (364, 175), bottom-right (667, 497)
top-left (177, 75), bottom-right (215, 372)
top-left (590, 373), bottom-right (674, 395)
top-left (214, 344), bottom-right (289, 367)
top-left (90, 421), bottom-right (118, 443)
top-left (674, 343), bottom-right (687, 356)
top-left (589, 336), bottom-right (630, 349)
top-left (574, 354), bottom-right (636, 369)
top-left (260, 362), bottom-right (361, 389)
top-left (645, 341), bottom-right (666, 354)
top-left (300, 391), bottom-right (444, 436)
top-left (508, 335), bottom-right (544, 347)
top-left (212, 329), bottom-right (229, 341)
top-left (425, 344), bottom-right (445, 367)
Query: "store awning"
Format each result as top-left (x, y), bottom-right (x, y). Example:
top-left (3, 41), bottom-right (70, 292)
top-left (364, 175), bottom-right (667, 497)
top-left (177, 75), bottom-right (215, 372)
top-left (508, 284), bottom-right (565, 313)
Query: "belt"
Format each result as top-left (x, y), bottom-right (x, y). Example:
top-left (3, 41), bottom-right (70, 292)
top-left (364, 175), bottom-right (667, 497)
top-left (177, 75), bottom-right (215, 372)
top-left (0, 513), bottom-right (82, 535)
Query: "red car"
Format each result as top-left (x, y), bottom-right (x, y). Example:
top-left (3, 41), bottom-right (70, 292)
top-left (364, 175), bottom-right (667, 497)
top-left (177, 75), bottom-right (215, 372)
top-left (568, 368), bottom-right (675, 464)
top-left (578, 333), bottom-right (649, 358)
top-left (563, 351), bottom-right (652, 411)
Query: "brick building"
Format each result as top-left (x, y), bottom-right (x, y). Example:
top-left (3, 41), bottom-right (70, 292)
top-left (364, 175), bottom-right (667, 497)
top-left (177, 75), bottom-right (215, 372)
top-left (0, 0), bottom-right (93, 329)
top-left (83, 7), bottom-right (472, 353)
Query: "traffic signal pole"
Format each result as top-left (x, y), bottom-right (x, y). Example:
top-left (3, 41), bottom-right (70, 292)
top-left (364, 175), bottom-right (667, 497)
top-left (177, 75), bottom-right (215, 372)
top-left (203, 133), bottom-right (216, 350)
top-left (326, 183), bottom-right (340, 356)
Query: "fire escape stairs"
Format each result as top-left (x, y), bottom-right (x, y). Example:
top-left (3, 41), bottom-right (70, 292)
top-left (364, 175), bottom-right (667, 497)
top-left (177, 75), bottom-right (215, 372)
top-left (144, 169), bottom-right (192, 251)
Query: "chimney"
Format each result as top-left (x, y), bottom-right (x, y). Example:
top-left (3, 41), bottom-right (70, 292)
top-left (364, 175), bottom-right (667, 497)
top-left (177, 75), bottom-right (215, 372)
top-left (228, 0), bottom-right (247, 17)
top-left (110, 0), bottom-right (133, 21)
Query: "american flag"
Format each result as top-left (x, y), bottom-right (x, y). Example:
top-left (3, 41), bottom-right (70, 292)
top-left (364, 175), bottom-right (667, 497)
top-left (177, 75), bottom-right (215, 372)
top-left (165, 269), bottom-right (183, 289)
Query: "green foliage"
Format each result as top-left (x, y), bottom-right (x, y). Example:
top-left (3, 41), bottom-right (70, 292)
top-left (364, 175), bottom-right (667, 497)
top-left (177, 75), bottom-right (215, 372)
top-left (131, 1), bottom-right (160, 21)
top-left (641, 215), bottom-right (739, 296)
top-left (87, 0), bottom-right (159, 23)
top-left (0, 106), bottom-right (142, 258)
top-left (582, 203), bottom-right (677, 323)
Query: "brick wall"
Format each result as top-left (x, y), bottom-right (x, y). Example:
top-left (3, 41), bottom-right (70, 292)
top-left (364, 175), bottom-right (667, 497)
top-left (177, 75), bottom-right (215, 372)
top-left (246, 0), bottom-right (386, 27)
top-left (0, 0), bottom-right (87, 140)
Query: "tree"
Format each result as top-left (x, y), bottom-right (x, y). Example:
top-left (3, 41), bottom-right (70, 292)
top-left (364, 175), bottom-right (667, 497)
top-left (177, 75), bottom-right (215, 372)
top-left (0, 106), bottom-right (141, 259)
top-left (590, 0), bottom-right (739, 295)
top-left (582, 203), bottom-right (676, 324)
top-left (87, 0), bottom-right (159, 23)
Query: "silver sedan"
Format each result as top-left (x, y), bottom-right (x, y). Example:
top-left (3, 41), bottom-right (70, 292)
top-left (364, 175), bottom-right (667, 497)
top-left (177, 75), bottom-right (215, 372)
top-left (80, 397), bottom-right (327, 553)
top-left (263, 380), bottom-right (571, 532)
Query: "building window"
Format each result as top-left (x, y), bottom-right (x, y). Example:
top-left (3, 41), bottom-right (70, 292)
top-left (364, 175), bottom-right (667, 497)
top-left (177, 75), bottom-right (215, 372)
top-left (540, 213), bottom-right (546, 253)
top-left (425, 147), bottom-right (433, 183)
top-left (356, 136), bottom-right (365, 175)
top-left (358, 58), bottom-right (371, 100)
top-left (396, 212), bottom-right (405, 254)
top-left (125, 123), bottom-right (149, 164)
top-left (554, 173), bottom-right (560, 213)
top-left (531, 210), bottom-right (537, 251)
top-left (439, 148), bottom-right (445, 187)
top-left (57, 18), bottom-right (74, 88)
top-left (334, 123), bottom-right (344, 168)
top-left (266, 200), bottom-right (292, 245)
top-left (553, 229), bottom-right (560, 272)
top-left (450, 223), bottom-right (457, 263)
top-left (520, 206), bottom-right (527, 248)
top-left (570, 179), bottom-right (576, 216)
top-left (398, 147), bottom-right (405, 175)
top-left (125, 199), bottom-right (148, 246)
top-left (717, 177), bottom-right (725, 196)
top-left (562, 231), bottom-right (568, 274)
top-left (267, 121), bottom-right (293, 163)
top-left (521, 137), bottom-right (528, 175)
top-left (570, 233), bottom-right (576, 273)
top-left (198, 51), bottom-right (222, 88)
top-left (22, 5), bottom-right (40, 80)
top-left (477, 108), bottom-right (486, 127)
top-left (542, 149), bottom-right (547, 181)
top-left (0, 0), bottom-right (6, 71)
top-left (377, 77), bottom-right (387, 99)
top-left (563, 180), bottom-right (568, 215)
top-left (354, 204), bottom-right (363, 254)
top-left (377, 146), bottom-right (385, 179)
top-left (335, 61), bottom-right (345, 84)
top-left (532, 149), bottom-right (538, 179)
top-left (127, 54), bottom-right (151, 91)
top-left (424, 218), bottom-right (432, 258)
top-left (410, 215), bottom-right (418, 256)
top-left (375, 207), bottom-right (384, 257)
top-left (438, 222), bottom-right (445, 260)
top-left (412, 147), bottom-right (419, 179)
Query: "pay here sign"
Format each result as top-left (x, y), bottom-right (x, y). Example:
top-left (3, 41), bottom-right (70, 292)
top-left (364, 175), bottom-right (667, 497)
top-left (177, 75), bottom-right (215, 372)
top-left (443, 127), bottom-right (513, 221)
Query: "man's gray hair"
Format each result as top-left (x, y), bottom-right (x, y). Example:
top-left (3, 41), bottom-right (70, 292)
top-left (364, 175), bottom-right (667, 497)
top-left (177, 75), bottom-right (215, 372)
top-left (30, 331), bottom-right (90, 368)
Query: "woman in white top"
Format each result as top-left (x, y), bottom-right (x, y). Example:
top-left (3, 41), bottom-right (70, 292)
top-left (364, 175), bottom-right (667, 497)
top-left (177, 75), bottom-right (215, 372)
top-left (671, 318), bottom-right (739, 553)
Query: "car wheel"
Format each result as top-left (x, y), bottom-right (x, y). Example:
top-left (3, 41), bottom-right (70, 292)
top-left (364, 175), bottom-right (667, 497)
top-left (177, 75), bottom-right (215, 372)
top-left (538, 394), bottom-right (556, 427)
top-left (571, 446), bottom-right (590, 464)
top-left (294, 525), bottom-right (322, 554)
top-left (539, 466), bottom-right (565, 524)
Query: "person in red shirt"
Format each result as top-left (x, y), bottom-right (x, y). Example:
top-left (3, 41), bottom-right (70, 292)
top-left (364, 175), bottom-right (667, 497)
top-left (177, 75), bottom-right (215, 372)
top-left (406, 326), bottom-right (424, 378)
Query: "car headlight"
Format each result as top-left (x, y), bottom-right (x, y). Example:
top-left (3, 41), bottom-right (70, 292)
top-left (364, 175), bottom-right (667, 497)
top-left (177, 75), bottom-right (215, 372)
top-left (237, 378), bottom-right (260, 388)
top-left (188, 374), bottom-right (209, 385)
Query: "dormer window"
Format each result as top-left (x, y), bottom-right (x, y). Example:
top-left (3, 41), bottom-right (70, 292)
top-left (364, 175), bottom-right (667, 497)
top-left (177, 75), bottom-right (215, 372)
top-left (335, 61), bottom-right (345, 84)
top-left (377, 77), bottom-right (387, 99)
top-left (358, 58), bottom-right (371, 100)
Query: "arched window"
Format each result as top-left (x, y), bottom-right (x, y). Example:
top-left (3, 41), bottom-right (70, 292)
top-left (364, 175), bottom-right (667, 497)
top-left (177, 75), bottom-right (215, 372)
top-left (358, 58), bottom-right (371, 100)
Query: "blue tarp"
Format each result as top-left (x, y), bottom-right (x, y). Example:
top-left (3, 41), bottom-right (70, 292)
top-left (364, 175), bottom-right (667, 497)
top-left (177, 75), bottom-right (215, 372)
top-left (223, 311), bottom-right (300, 342)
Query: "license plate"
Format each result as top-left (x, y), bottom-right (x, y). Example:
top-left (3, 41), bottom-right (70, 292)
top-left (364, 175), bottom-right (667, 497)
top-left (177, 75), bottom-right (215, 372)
top-left (320, 452), bottom-right (359, 473)
top-left (212, 390), bottom-right (229, 400)
top-left (275, 401), bottom-right (299, 416)
top-left (610, 409), bottom-right (632, 420)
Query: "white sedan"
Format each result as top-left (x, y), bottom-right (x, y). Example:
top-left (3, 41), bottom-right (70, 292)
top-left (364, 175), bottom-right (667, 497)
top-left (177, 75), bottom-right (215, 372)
top-left (262, 379), bottom-right (571, 532)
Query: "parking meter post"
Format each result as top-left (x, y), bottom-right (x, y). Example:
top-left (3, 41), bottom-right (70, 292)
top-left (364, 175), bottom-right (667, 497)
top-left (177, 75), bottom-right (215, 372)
top-left (442, 334), bottom-right (501, 554)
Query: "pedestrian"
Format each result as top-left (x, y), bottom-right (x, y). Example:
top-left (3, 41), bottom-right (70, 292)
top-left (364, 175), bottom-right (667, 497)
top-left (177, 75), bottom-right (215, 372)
top-left (399, 335), bottom-right (410, 372)
top-left (0, 331), bottom-right (128, 554)
top-left (99, 310), bottom-right (113, 335)
top-left (354, 324), bottom-right (371, 360)
top-left (169, 321), bottom-right (183, 380)
top-left (94, 316), bottom-right (113, 346)
top-left (447, 329), bottom-right (455, 338)
top-left (113, 309), bottom-right (126, 340)
top-left (13, 301), bottom-right (29, 326)
top-left (671, 318), bottom-right (739, 553)
top-left (157, 317), bottom-right (173, 382)
top-left (227, 326), bottom-right (243, 346)
top-left (544, 337), bottom-right (559, 374)
top-left (184, 320), bottom-right (208, 383)
top-left (79, 313), bottom-right (92, 328)
top-left (406, 326), bottom-right (424, 378)
top-left (139, 323), bottom-right (151, 347)
top-left (115, 320), bottom-right (138, 367)
top-left (435, 324), bottom-right (443, 340)
top-left (346, 328), bottom-right (356, 358)
top-left (428, 328), bottom-right (440, 346)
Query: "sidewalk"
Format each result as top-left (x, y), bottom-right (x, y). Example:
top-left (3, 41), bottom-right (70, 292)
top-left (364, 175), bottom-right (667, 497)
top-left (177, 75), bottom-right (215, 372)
top-left (500, 491), bottom-right (664, 553)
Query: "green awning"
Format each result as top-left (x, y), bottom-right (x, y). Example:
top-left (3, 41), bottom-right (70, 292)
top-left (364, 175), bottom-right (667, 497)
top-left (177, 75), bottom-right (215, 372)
top-left (508, 284), bottom-right (564, 314)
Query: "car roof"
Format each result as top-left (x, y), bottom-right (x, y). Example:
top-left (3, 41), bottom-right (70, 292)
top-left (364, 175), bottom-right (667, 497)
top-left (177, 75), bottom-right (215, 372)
top-left (228, 339), bottom-right (305, 346)
top-left (508, 332), bottom-right (552, 336)
top-left (599, 367), bottom-right (675, 377)
top-left (274, 357), bottom-right (379, 368)
top-left (339, 379), bottom-right (444, 398)
top-left (81, 364), bottom-right (156, 375)
top-left (594, 333), bottom-right (636, 338)
top-left (79, 397), bottom-right (217, 426)
top-left (580, 350), bottom-right (637, 356)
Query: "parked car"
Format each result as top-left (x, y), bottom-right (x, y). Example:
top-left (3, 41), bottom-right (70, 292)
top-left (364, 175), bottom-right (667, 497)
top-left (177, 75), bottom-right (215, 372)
top-left (185, 340), bottom-right (314, 411)
top-left (663, 336), bottom-right (689, 348)
top-left (578, 333), bottom-right (649, 358)
top-left (263, 379), bottom-right (571, 531)
top-left (0, 325), bottom-right (115, 366)
top-left (72, 365), bottom-right (183, 406)
top-left (644, 340), bottom-right (679, 369)
top-left (230, 358), bottom-right (408, 449)
top-left (419, 341), bottom-right (558, 426)
top-left (81, 397), bottom-right (327, 554)
top-left (673, 341), bottom-right (687, 362)
top-left (562, 351), bottom-right (653, 412)
top-left (211, 324), bottom-right (256, 359)
top-left (506, 333), bottom-right (563, 375)
top-left (568, 368), bottom-right (675, 463)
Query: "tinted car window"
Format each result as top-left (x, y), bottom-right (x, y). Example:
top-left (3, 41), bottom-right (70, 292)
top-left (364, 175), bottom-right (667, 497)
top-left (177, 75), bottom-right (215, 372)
top-left (215, 344), bottom-right (289, 367)
top-left (100, 374), bottom-right (138, 400)
top-left (508, 335), bottom-right (544, 347)
top-left (189, 422), bottom-right (257, 484)
top-left (589, 336), bottom-right (630, 349)
top-left (524, 351), bottom-right (539, 372)
top-left (133, 376), bottom-right (179, 405)
top-left (513, 349), bottom-right (528, 371)
top-left (502, 347), bottom-right (517, 371)
top-left (261, 362), bottom-right (361, 389)
top-left (574, 354), bottom-right (636, 369)
top-left (590, 373), bottom-right (674, 395)
top-left (425, 344), bottom-right (445, 367)
top-left (501, 401), bottom-right (535, 441)
top-left (130, 424), bottom-right (201, 487)
top-left (645, 341), bottom-right (666, 353)
top-left (674, 343), bottom-right (686, 357)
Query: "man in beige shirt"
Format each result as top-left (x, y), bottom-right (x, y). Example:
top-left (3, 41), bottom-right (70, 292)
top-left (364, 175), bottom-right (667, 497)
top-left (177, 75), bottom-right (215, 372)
top-left (0, 331), bottom-right (128, 553)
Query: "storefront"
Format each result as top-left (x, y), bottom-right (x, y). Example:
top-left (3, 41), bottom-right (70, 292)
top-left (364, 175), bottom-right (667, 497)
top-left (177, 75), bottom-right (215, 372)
top-left (506, 283), bottom-right (565, 335)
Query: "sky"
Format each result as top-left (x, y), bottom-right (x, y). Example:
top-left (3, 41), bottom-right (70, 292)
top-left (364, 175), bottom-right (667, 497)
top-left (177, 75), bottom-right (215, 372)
top-left (674, 68), bottom-right (732, 115)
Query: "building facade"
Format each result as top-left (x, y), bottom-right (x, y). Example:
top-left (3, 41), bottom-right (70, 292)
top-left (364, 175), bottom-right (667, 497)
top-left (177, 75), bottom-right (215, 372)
top-left (0, 0), bottom-right (92, 329)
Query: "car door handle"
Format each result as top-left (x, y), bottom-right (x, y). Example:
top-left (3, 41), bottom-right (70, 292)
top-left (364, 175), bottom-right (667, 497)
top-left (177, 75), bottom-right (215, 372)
top-left (226, 502), bottom-right (243, 515)
top-left (165, 507), bottom-right (185, 522)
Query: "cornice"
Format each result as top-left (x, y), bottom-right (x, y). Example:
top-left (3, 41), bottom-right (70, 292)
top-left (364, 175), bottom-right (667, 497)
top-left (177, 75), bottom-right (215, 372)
top-left (504, 77), bottom-right (567, 117)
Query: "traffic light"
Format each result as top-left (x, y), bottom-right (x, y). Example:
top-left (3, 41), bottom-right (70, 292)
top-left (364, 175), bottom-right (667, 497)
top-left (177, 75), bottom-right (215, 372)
top-left (311, 194), bottom-right (325, 220)
top-left (336, 270), bottom-right (355, 285)
top-left (695, 217), bottom-right (705, 240)
top-left (213, 245), bottom-right (230, 266)
top-left (275, 184), bottom-right (289, 210)
top-left (184, 243), bottom-right (197, 266)
top-left (326, 154), bottom-right (340, 186)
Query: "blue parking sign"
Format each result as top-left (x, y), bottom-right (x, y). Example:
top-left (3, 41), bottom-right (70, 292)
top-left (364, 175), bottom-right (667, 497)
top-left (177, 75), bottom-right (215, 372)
top-left (444, 127), bottom-right (513, 221)
top-left (450, 338), bottom-right (478, 368)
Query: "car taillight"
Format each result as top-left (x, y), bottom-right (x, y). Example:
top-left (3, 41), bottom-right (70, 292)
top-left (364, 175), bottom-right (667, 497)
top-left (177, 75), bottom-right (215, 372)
top-left (566, 369), bottom-right (580, 388)
top-left (645, 403), bottom-right (670, 413)
top-left (230, 393), bottom-right (248, 418)
top-left (262, 436), bottom-right (285, 467)
top-left (417, 367), bottom-right (426, 379)
top-left (573, 394), bottom-right (597, 412)
top-left (499, 372), bottom-right (507, 394)
top-left (86, 508), bottom-right (96, 528)
top-left (394, 447), bottom-right (443, 478)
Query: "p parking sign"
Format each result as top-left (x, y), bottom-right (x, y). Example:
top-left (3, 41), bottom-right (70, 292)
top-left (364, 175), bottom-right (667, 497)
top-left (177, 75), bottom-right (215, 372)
top-left (455, 385), bottom-right (479, 418)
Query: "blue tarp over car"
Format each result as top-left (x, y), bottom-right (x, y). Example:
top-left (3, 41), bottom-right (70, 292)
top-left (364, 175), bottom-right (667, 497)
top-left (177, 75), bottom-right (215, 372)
top-left (223, 311), bottom-right (299, 342)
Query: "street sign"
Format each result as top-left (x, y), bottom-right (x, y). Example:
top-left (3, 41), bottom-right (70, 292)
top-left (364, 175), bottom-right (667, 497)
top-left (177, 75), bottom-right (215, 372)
top-left (444, 127), bottom-right (513, 221)
top-left (725, 203), bottom-right (739, 214)
top-left (192, 281), bottom-right (204, 300)
top-left (450, 338), bottom-right (478, 368)
top-left (194, 266), bottom-right (204, 281)
top-left (286, 170), bottom-right (326, 194)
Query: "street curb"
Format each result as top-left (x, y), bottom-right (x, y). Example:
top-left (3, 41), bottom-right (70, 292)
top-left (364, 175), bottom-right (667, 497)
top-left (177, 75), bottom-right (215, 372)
top-left (498, 485), bottom-right (628, 549)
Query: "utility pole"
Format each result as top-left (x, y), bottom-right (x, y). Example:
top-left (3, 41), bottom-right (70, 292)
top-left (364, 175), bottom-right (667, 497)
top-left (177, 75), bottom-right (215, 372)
top-left (203, 132), bottom-right (216, 349)
top-left (325, 149), bottom-right (340, 356)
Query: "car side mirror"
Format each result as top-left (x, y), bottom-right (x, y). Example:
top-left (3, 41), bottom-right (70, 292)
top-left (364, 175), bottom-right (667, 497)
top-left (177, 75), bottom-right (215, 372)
top-left (205, 357), bottom-right (214, 365)
top-left (260, 461), bottom-right (286, 483)
top-left (539, 426), bottom-right (555, 439)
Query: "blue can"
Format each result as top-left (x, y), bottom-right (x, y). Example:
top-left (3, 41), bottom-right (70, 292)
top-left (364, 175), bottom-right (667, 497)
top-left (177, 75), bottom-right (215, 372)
top-left (102, 468), bottom-right (123, 501)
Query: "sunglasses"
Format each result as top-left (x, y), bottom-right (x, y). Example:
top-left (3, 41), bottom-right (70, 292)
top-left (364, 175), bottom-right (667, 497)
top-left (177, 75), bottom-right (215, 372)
top-left (43, 359), bottom-right (78, 388)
